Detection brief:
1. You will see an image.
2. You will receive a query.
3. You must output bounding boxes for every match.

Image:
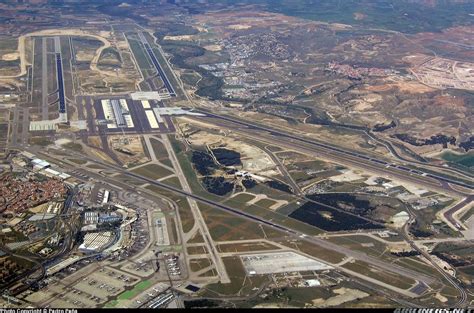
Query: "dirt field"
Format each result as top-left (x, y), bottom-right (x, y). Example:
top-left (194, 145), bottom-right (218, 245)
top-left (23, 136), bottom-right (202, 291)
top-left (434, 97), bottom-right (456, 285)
top-left (365, 80), bottom-right (435, 94)
top-left (183, 120), bottom-right (277, 174)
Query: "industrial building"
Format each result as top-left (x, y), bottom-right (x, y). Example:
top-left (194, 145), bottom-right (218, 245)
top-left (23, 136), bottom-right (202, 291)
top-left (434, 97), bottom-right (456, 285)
top-left (111, 99), bottom-right (127, 127)
top-left (241, 252), bottom-right (333, 275)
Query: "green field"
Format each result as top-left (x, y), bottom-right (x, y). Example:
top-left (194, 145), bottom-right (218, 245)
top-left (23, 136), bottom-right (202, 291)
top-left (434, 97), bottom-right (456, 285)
top-left (228, 193), bottom-right (256, 204)
top-left (162, 175), bottom-right (181, 188)
top-left (203, 257), bottom-right (269, 296)
top-left (149, 138), bottom-right (171, 161)
top-left (127, 36), bottom-right (153, 75)
top-left (342, 260), bottom-right (416, 290)
top-left (190, 258), bottom-right (212, 272)
top-left (203, 0), bottom-right (474, 33)
top-left (440, 151), bottom-right (474, 169)
top-left (254, 198), bottom-right (277, 210)
top-left (117, 280), bottom-right (152, 300)
top-left (131, 163), bottom-right (174, 180)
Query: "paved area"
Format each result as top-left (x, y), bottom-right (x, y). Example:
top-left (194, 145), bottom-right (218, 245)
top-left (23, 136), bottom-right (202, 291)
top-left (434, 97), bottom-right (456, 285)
top-left (241, 251), bottom-right (332, 275)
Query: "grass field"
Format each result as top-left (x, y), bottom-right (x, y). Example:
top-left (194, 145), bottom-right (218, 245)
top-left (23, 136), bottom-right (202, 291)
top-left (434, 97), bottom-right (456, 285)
top-left (254, 198), bottom-right (277, 209)
top-left (149, 138), bottom-right (171, 161)
top-left (199, 268), bottom-right (218, 277)
top-left (200, 204), bottom-right (270, 241)
top-left (393, 257), bottom-right (443, 279)
top-left (131, 164), bottom-right (174, 180)
top-left (203, 257), bottom-right (269, 297)
top-left (277, 239), bottom-right (346, 264)
top-left (217, 242), bottom-right (280, 253)
top-left (61, 142), bottom-right (84, 152)
top-left (342, 260), bottom-right (416, 290)
top-left (117, 280), bottom-right (152, 300)
top-left (326, 236), bottom-right (390, 260)
top-left (190, 258), bottom-right (212, 272)
top-left (127, 36), bottom-right (153, 76)
top-left (235, 201), bottom-right (322, 236)
top-left (114, 174), bottom-right (146, 187)
top-left (229, 193), bottom-right (256, 204)
top-left (67, 158), bottom-right (88, 165)
top-left (187, 231), bottom-right (204, 244)
top-left (29, 137), bottom-right (53, 146)
top-left (162, 176), bottom-right (181, 188)
top-left (103, 300), bottom-right (119, 308)
top-left (187, 245), bottom-right (208, 255)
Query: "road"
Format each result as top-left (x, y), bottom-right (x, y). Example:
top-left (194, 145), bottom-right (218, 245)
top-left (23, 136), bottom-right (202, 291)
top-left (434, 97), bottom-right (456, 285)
top-left (443, 195), bottom-right (474, 231)
top-left (263, 146), bottom-right (302, 196)
top-left (402, 207), bottom-right (468, 307)
top-left (365, 130), bottom-right (473, 181)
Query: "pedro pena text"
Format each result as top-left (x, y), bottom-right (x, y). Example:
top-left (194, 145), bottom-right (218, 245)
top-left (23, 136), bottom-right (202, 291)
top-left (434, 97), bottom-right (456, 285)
top-left (1, 309), bottom-right (78, 313)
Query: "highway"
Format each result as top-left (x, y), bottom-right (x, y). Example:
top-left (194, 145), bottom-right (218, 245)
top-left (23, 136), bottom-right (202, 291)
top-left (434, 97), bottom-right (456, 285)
top-left (402, 207), bottom-right (468, 307)
top-left (364, 130), bottom-right (473, 181)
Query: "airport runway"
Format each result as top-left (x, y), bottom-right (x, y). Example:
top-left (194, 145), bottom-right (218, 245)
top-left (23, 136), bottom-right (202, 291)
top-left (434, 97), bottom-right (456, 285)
top-left (21, 108), bottom-right (29, 144)
top-left (138, 32), bottom-right (176, 97)
top-left (27, 145), bottom-right (439, 291)
top-left (55, 37), bottom-right (67, 116)
top-left (41, 37), bottom-right (49, 120)
top-left (193, 112), bottom-right (473, 195)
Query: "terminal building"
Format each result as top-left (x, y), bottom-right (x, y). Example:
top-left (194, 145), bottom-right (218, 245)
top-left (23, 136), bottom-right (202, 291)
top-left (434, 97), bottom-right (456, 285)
top-left (101, 99), bottom-right (134, 129)
top-left (110, 99), bottom-right (127, 127)
top-left (79, 231), bottom-right (114, 253)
